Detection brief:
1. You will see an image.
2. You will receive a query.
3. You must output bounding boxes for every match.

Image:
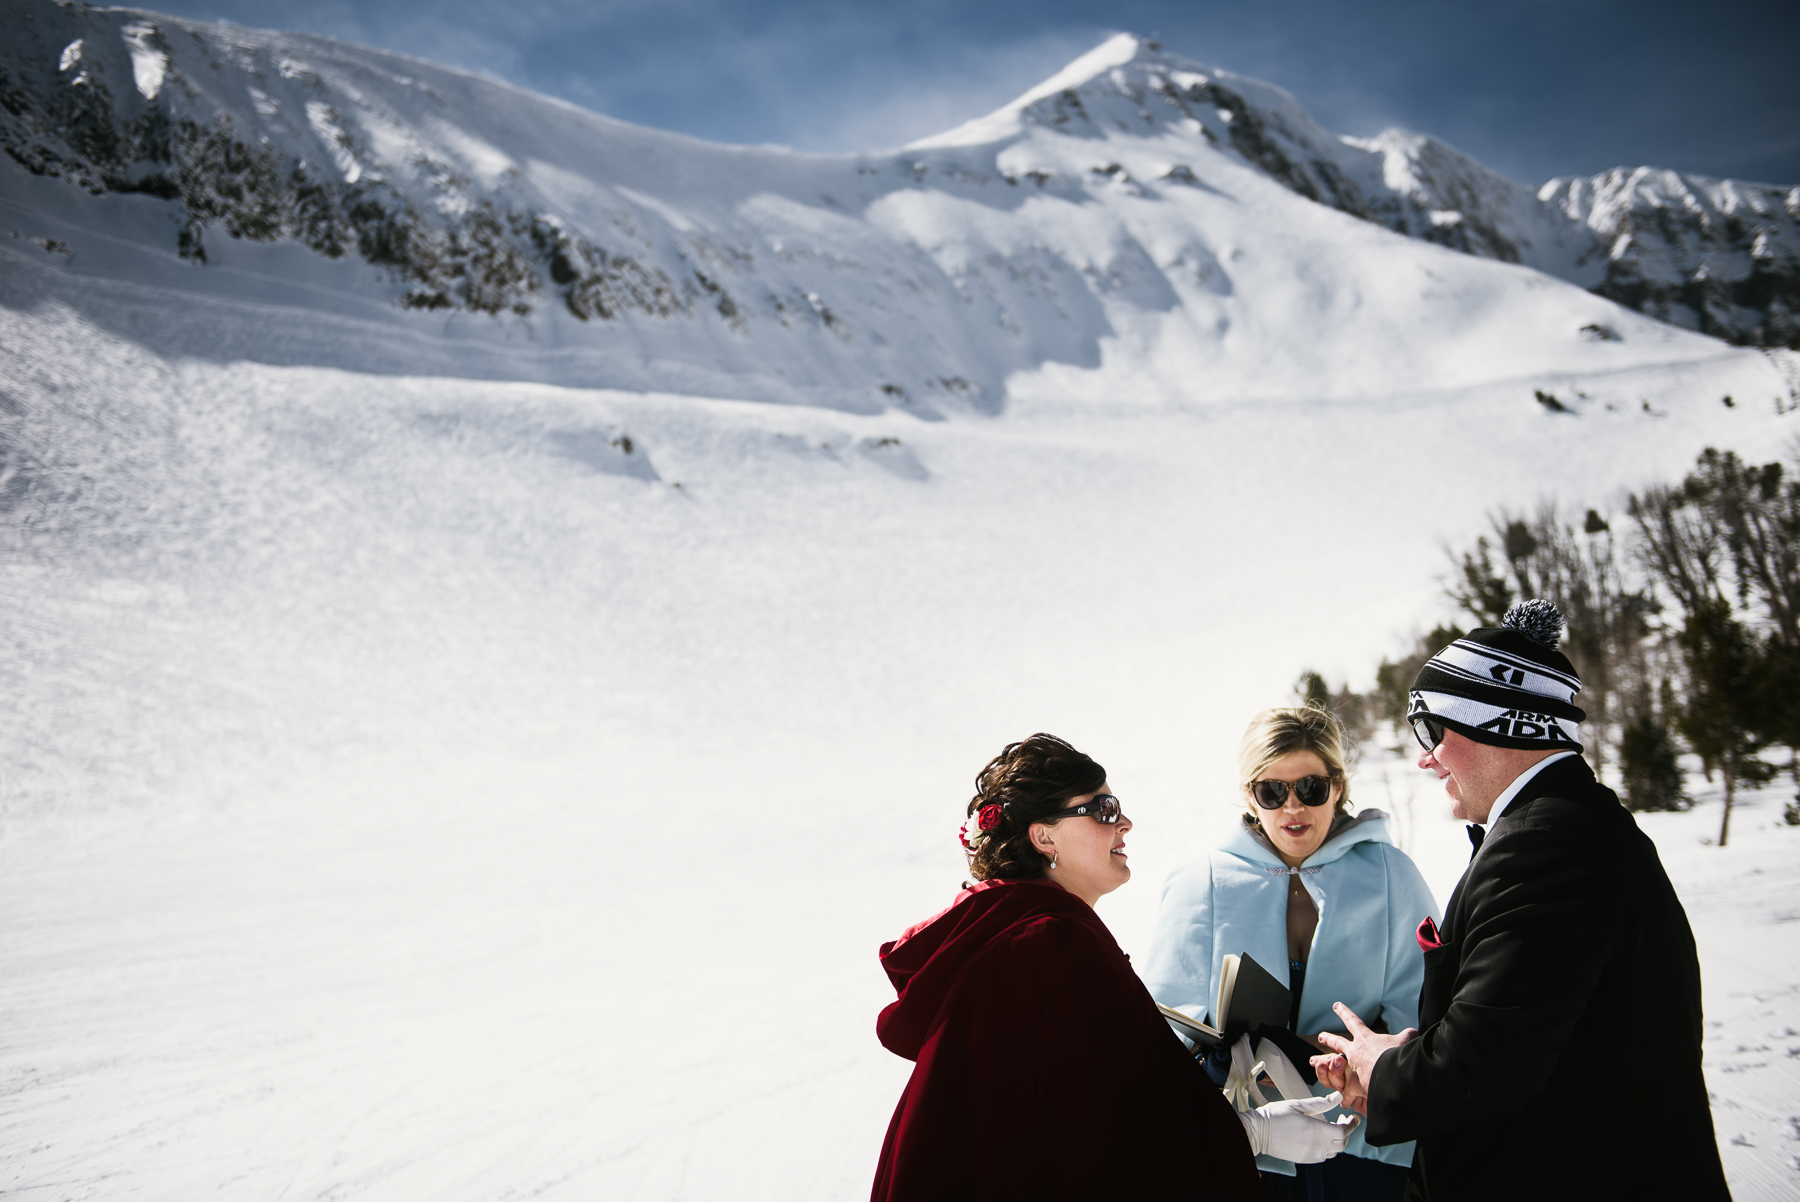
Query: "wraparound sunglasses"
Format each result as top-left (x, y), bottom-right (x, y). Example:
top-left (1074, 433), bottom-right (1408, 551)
top-left (1411, 714), bottom-right (1446, 752)
top-left (1043, 793), bottom-right (1125, 824)
top-left (1249, 776), bottom-right (1337, 809)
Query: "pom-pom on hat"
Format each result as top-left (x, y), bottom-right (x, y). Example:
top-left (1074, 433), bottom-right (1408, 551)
top-left (1408, 599), bottom-right (1586, 751)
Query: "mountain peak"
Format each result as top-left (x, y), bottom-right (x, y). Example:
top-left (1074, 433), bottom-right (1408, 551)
top-left (909, 32), bottom-right (1173, 149)
top-left (907, 32), bottom-right (1331, 167)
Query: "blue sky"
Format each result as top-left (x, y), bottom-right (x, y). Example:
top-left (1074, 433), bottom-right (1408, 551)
top-left (148, 0), bottom-right (1798, 186)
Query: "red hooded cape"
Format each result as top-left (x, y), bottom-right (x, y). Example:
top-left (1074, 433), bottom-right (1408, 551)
top-left (871, 878), bottom-right (1261, 1201)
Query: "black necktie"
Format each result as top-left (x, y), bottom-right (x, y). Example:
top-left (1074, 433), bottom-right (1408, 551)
top-left (1467, 824), bottom-right (1486, 861)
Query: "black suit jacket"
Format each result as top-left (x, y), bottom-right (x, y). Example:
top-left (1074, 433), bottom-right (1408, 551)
top-left (1366, 756), bottom-right (1728, 1201)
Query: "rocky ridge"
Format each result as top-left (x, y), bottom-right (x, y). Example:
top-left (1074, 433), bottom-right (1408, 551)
top-left (2, 2), bottom-right (690, 320)
top-left (1539, 169), bottom-right (1800, 347)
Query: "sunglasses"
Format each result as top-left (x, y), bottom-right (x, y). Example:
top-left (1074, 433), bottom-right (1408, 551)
top-left (1410, 715), bottom-right (1446, 753)
top-left (1043, 793), bottom-right (1125, 824)
top-left (1249, 776), bottom-right (1336, 809)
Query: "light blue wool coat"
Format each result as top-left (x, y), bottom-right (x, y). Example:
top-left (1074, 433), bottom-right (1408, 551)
top-left (1142, 809), bottom-right (1439, 1176)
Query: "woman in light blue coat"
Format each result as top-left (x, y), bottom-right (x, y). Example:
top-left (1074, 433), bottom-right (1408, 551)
top-left (1144, 706), bottom-right (1439, 1202)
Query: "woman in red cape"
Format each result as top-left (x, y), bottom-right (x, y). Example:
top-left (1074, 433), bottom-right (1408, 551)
top-left (870, 735), bottom-right (1284, 1201)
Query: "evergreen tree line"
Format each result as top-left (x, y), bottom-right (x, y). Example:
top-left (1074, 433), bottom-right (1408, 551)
top-left (1300, 446), bottom-right (1800, 846)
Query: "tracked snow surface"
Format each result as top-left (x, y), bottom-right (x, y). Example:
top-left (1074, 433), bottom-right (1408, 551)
top-left (1, 6), bottom-right (1799, 1199)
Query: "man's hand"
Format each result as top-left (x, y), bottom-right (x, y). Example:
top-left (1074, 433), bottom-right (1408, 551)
top-left (1310, 1002), bottom-right (1416, 1116)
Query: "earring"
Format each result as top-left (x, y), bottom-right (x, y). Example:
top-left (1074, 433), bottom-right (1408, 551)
top-left (1050, 851), bottom-right (1059, 870)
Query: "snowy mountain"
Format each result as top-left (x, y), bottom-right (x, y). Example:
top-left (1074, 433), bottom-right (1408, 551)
top-left (3, 0), bottom-right (1793, 417)
top-left (915, 35), bottom-right (1799, 350)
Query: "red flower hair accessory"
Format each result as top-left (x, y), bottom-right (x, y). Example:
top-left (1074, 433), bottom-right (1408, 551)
top-left (960, 804), bottom-right (1006, 852)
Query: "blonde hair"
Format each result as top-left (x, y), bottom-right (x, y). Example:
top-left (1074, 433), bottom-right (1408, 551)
top-left (1237, 705), bottom-right (1352, 816)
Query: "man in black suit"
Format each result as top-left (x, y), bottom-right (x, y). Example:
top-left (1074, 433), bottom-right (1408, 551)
top-left (1313, 600), bottom-right (1729, 1201)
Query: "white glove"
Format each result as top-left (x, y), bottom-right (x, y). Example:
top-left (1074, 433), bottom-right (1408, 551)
top-left (1236, 1092), bottom-right (1360, 1163)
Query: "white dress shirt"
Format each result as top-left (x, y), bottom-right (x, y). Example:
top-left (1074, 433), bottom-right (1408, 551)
top-left (1486, 750), bottom-right (1580, 826)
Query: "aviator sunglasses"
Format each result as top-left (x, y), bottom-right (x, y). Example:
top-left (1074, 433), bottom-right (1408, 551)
top-left (1410, 714), bottom-right (1446, 753)
top-left (1042, 793), bottom-right (1125, 824)
top-left (1249, 776), bottom-right (1337, 809)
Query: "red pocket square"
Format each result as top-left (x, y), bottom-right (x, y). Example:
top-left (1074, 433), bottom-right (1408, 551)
top-left (1417, 915), bottom-right (1443, 952)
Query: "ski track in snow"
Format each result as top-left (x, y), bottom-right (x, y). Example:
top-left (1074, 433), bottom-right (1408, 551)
top-left (0, 297), bottom-right (1796, 1198)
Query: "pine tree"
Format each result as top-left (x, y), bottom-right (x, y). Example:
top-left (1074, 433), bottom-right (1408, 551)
top-left (1673, 599), bottom-right (1770, 846)
top-left (1619, 708), bottom-right (1685, 811)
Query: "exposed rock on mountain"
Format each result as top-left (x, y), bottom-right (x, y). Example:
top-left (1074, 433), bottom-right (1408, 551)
top-left (1335, 138), bottom-right (1799, 349)
top-left (1543, 170), bottom-right (1799, 348)
top-left (1, 3), bottom-right (688, 320)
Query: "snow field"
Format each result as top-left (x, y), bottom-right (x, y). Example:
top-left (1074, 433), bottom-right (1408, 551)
top-left (1, 298), bottom-right (1797, 1197)
top-left (1646, 787), bottom-right (1800, 1199)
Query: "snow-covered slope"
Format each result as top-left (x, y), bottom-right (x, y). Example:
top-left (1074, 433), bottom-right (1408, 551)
top-left (1, 293), bottom-right (1796, 1198)
top-left (2, 2), bottom-right (1784, 414)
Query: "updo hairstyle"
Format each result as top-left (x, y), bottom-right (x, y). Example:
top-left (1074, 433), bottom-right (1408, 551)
top-left (1237, 705), bottom-right (1352, 828)
top-left (965, 733), bottom-right (1107, 881)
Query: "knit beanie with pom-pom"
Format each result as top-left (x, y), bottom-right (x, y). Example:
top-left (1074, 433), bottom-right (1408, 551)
top-left (1408, 599), bottom-right (1585, 750)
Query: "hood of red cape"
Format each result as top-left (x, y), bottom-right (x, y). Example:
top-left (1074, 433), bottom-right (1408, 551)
top-left (868, 877), bottom-right (1264, 1201)
top-left (877, 877), bottom-right (1096, 1060)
